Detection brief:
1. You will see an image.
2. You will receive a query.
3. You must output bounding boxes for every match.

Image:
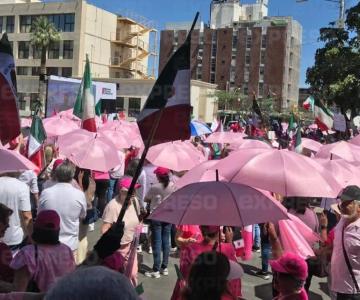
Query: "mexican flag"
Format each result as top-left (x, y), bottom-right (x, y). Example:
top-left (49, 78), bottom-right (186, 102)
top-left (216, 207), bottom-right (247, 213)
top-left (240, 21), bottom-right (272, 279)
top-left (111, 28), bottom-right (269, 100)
top-left (27, 116), bottom-right (47, 170)
top-left (74, 55), bottom-right (97, 132)
top-left (0, 33), bottom-right (21, 145)
top-left (303, 96), bottom-right (315, 111)
top-left (314, 99), bottom-right (333, 131)
top-left (295, 127), bottom-right (303, 154)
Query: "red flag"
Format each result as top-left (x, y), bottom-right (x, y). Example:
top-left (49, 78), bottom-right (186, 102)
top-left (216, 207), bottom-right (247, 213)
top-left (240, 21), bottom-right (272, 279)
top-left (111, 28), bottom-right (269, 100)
top-left (0, 33), bottom-right (21, 145)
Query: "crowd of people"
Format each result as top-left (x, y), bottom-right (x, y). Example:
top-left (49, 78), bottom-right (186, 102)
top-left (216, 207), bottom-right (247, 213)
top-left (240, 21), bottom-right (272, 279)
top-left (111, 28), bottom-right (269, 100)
top-left (0, 119), bottom-right (359, 300)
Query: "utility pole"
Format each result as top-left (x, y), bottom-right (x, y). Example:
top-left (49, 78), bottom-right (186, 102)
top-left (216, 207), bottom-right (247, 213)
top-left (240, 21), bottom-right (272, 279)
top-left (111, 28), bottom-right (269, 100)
top-left (296, 0), bottom-right (346, 28)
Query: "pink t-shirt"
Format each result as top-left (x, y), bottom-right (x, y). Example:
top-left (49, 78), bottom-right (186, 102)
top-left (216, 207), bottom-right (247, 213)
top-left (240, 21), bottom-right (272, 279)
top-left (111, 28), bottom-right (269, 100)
top-left (177, 225), bottom-right (202, 241)
top-left (10, 244), bottom-right (75, 292)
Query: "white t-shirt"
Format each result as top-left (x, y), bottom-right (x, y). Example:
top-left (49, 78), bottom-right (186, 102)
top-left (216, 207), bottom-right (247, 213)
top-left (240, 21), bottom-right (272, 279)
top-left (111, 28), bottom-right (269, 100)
top-left (146, 182), bottom-right (175, 213)
top-left (0, 177), bottom-right (31, 246)
top-left (19, 170), bottom-right (39, 194)
top-left (39, 183), bottom-right (87, 251)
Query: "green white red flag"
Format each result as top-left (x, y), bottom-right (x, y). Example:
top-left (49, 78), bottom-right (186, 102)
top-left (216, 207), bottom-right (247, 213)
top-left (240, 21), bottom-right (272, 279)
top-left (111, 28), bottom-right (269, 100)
top-left (27, 115), bottom-right (47, 170)
top-left (74, 55), bottom-right (97, 132)
top-left (0, 33), bottom-right (21, 145)
top-left (314, 99), bottom-right (334, 131)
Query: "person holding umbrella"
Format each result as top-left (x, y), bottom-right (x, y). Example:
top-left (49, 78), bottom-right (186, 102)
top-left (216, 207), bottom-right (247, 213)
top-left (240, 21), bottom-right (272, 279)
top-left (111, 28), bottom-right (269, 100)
top-left (144, 167), bottom-right (175, 279)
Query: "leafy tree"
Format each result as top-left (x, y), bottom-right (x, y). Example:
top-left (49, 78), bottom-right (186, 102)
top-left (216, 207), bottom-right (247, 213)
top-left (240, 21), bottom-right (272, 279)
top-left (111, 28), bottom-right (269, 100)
top-left (30, 16), bottom-right (60, 113)
top-left (306, 2), bottom-right (360, 117)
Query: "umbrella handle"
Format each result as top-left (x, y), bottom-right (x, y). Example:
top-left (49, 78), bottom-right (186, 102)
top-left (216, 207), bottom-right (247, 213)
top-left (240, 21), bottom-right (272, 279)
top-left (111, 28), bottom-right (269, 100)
top-left (216, 169), bottom-right (219, 182)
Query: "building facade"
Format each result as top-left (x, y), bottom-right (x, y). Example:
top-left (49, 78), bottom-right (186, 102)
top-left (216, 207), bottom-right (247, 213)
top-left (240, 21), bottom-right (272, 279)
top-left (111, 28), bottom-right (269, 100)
top-left (159, 0), bottom-right (302, 111)
top-left (0, 0), bottom-right (157, 114)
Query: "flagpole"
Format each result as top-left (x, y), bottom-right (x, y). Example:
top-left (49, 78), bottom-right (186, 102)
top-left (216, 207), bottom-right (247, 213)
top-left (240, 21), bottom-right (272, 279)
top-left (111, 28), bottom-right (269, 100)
top-left (108, 11), bottom-right (200, 228)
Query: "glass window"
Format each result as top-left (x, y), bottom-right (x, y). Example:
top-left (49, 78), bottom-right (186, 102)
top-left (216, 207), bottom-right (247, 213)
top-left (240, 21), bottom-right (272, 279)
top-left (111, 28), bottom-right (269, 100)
top-left (128, 97), bottom-right (141, 118)
top-left (259, 82), bottom-right (264, 97)
top-left (244, 67), bottom-right (250, 82)
top-left (48, 42), bottom-right (60, 59)
top-left (30, 93), bottom-right (39, 111)
top-left (63, 41), bottom-right (74, 59)
top-left (18, 93), bottom-right (28, 110)
top-left (17, 67), bottom-right (28, 76)
top-left (18, 41), bottom-right (30, 59)
top-left (260, 66), bottom-right (265, 81)
top-left (246, 35), bottom-right (252, 48)
top-left (260, 50), bottom-right (266, 65)
top-left (46, 67), bottom-right (58, 76)
top-left (64, 14), bottom-right (75, 32)
top-left (210, 73), bottom-right (215, 84)
top-left (261, 34), bottom-right (267, 48)
top-left (243, 83), bottom-right (248, 95)
top-left (32, 46), bottom-right (41, 59)
top-left (245, 52), bottom-right (250, 65)
top-left (211, 61), bottom-right (216, 72)
top-left (232, 35), bottom-right (238, 49)
top-left (116, 97), bottom-right (124, 111)
top-left (20, 16), bottom-right (32, 33)
top-left (0, 17), bottom-right (3, 33)
top-left (6, 16), bottom-right (14, 33)
top-left (32, 67), bottom-right (40, 76)
top-left (61, 67), bottom-right (72, 77)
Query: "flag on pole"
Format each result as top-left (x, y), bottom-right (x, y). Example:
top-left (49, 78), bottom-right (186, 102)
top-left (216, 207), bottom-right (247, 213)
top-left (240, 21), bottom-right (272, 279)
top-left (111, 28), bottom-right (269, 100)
top-left (295, 127), bottom-right (303, 154)
top-left (27, 115), bottom-right (47, 170)
top-left (137, 15), bottom-right (197, 146)
top-left (314, 99), bottom-right (334, 131)
top-left (74, 55), bottom-right (97, 132)
top-left (0, 33), bottom-right (21, 145)
top-left (302, 96), bottom-right (315, 111)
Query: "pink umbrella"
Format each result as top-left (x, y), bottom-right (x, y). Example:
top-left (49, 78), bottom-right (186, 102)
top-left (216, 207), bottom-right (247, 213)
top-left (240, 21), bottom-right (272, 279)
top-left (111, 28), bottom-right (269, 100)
top-left (175, 160), bottom-right (224, 189)
top-left (43, 116), bottom-right (80, 137)
top-left (229, 139), bottom-right (272, 151)
top-left (149, 181), bottom-right (288, 226)
top-left (58, 129), bottom-right (121, 172)
top-left (205, 132), bottom-right (246, 144)
top-left (216, 148), bottom-right (342, 197)
top-left (314, 158), bottom-right (360, 187)
top-left (0, 146), bottom-right (39, 174)
top-left (146, 141), bottom-right (206, 172)
top-left (57, 109), bottom-right (103, 128)
top-left (315, 141), bottom-right (360, 162)
top-left (99, 128), bottom-right (135, 149)
top-left (350, 134), bottom-right (360, 147)
top-left (302, 138), bottom-right (322, 153)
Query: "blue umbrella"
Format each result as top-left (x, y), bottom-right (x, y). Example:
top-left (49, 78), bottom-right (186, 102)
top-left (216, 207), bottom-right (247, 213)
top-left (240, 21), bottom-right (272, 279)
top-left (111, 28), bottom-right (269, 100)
top-left (190, 120), bottom-right (212, 136)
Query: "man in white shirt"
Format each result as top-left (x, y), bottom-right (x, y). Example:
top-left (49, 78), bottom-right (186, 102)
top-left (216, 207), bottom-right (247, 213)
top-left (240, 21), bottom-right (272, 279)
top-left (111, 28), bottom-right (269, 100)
top-left (0, 174), bottom-right (32, 251)
top-left (39, 161), bottom-right (87, 256)
top-left (19, 170), bottom-right (39, 217)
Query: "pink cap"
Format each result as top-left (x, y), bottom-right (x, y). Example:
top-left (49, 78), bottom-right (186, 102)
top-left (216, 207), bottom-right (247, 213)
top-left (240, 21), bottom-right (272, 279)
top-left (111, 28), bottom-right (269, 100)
top-left (270, 253), bottom-right (308, 281)
top-left (53, 159), bottom-right (64, 171)
top-left (34, 210), bottom-right (60, 231)
top-left (117, 177), bottom-right (141, 191)
top-left (154, 167), bottom-right (170, 176)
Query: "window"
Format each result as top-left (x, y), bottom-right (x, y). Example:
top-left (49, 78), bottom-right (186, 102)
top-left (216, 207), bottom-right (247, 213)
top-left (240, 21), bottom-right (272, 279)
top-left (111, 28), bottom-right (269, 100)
top-left (232, 35), bottom-right (238, 49)
top-left (17, 67), bottom-right (28, 76)
top-left (290, 52), bottom-right (294, 67)
top-left (244, 67), bottom-right (250, 82)
top-left (18, 93), bottom-right (28, 110)
top-left (245, 52), bottom-right (250, 65)
top-left (20, 16), bottom-right (32, 33)
top-left (128, 97), bottom-right (141, 118)
top-left (46, 67), bottom-right (58, 76)
top-left (18, 41), bottom-right (30, 59)
top-left (30, 94), bottom-right (39, 111)
top-left (260, 66), bottom-right (265, 81)
top-left (210, 73), bottom-right (215, 84)
top-left (211, 44), bottom-right (217, 57)
top-left (32, 67), bottom-right (40, 76)
top-left (116, 97), bottom-right (124, 111)
top-left (115, 72), bottom-right (121, 78)
top-left (260, 50), bottom-right (266, 65)
top-left (243, 83), bottom-right (249, 95)
top-left (246, 35), bottom-right (252, 48)
top-left (259, 82), bottom-right (264, 97)
top-left (32, 46), bottom-right (41, 59)
top-left (61, 67), bottom-right (72, 77)
top-left (211, 61), bottom-right (216, 73)
top-left (63, 41), bottom-right (74, 59)
top-left (64, 14), bottom-right (75, 32)
top-left (0, 17), bottom-right (3, 33)
top-left (6, 16), bottom-right (14, 33)
top-left (261, 34), bottom-right (267, 48)
top-left (48, 42), bottom-right (60, 59)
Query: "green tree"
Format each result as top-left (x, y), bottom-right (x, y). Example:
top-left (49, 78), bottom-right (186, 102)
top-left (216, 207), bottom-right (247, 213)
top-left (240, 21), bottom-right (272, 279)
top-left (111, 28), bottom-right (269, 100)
top-left (306, 2), bottom-right (360, 117)
top-left (30, 16), bottom-right (60, 113)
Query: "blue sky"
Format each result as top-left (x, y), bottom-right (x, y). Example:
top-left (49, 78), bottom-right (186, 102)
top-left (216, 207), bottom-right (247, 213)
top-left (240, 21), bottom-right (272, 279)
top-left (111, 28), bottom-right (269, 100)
top-left (90, 0), bottom-right (358, 87)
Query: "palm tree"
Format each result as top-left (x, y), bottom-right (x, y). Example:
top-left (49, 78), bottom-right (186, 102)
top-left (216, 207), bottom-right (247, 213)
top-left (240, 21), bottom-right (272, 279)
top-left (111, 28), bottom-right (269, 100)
top-left (30, 16), bottom-right (60, 113)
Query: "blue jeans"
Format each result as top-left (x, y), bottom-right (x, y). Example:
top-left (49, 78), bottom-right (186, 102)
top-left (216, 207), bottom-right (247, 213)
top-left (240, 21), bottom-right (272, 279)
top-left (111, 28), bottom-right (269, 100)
top-left (261, 242), bottom-right (271, 272)
top-left (151, 221), bottom-right (171, 272)
top-left (106, 179), bottom-right (117, 202)
top-left (253, 224), bottom-right (261, 248)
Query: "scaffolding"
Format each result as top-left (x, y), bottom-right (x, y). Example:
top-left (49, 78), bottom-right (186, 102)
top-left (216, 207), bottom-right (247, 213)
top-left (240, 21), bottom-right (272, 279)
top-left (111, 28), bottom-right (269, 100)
top-left (110, 11), bottom-right (158, 79)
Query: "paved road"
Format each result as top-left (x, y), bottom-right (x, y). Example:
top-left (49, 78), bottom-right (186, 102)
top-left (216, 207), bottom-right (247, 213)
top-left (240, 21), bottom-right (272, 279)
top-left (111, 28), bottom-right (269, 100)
top-left (88, 222), bottom-right (330, 300)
